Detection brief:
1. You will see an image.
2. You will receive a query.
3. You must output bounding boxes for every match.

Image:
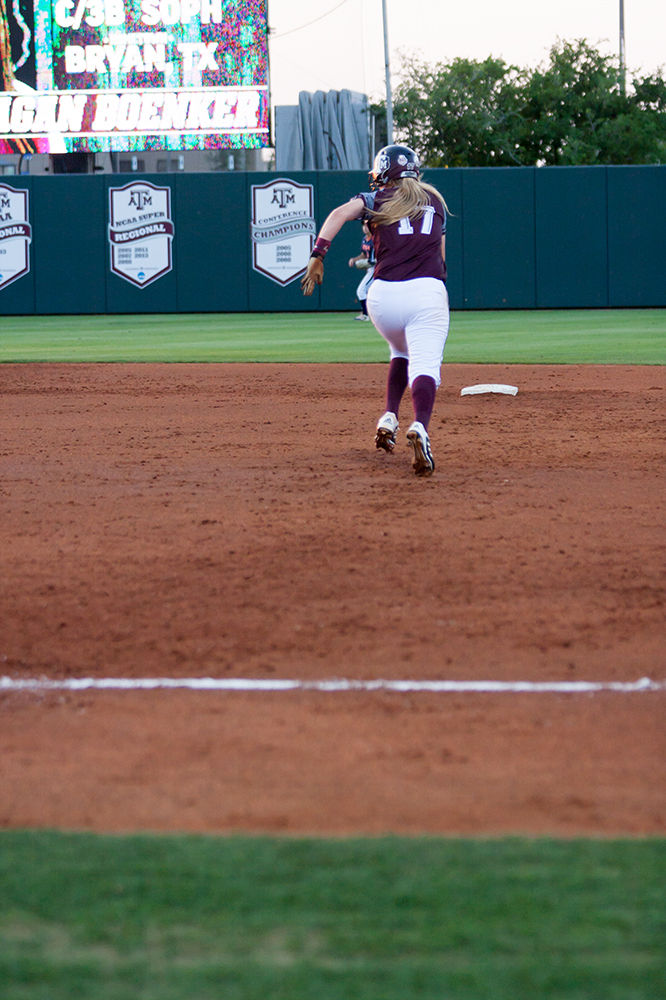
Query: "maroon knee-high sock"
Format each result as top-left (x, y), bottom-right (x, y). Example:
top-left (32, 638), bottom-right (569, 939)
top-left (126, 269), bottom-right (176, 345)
top-left (411, 375), bottom-right (437, 429)
top-left (386, 357), bottom-right (409, 416)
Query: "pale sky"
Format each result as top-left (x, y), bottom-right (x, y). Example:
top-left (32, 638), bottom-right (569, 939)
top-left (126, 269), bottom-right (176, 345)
top-left (268, 0), bottom-right (666, 108)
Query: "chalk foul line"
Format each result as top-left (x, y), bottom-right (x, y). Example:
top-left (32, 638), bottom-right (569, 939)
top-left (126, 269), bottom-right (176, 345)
top-left (0, 676), bottom-right (663, 694)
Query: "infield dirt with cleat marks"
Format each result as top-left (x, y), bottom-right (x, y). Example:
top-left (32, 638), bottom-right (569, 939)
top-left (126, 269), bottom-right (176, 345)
top-left (1, 363), bottom-right (664, 835)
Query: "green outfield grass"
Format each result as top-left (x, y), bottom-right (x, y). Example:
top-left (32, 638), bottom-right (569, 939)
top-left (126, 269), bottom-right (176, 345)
top-left (0, 832), bottom-right (663, 1000)
top-left (1, 308), bottom-right (664, 363)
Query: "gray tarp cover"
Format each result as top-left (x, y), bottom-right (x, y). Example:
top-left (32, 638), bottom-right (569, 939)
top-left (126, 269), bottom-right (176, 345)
top-left (275, 90), bottom-right (370, 170)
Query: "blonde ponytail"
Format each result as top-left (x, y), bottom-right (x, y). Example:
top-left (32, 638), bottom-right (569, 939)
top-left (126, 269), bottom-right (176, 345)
top-left (369, 177), bottom-right (449, 228)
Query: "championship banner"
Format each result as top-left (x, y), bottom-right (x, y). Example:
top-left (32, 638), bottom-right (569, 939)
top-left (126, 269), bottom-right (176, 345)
top-left (0, 183), bottom-right (31, 290)
top-left (251, 178), bottom-right (316, 287)
top-left (109, 179), bottom-right (173, 286)
top-left (0, 0), bottom-right (269, 153)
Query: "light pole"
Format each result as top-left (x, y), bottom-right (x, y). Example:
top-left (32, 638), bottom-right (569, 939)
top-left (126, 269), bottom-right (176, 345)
top-left (381, 0), bottom-right (394, 143)
top-left (619, 0), bottom-right (626, 96)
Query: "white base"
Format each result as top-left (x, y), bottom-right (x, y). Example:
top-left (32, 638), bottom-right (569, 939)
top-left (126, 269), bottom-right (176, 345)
top-left (461, 383), bottom-right (518, 396)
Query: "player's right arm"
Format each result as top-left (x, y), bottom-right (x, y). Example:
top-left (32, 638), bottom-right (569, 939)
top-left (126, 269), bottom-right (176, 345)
top-left (317, 197), bottom-right (365, 243)
top-left (301, 197), bottom-right (365, 296)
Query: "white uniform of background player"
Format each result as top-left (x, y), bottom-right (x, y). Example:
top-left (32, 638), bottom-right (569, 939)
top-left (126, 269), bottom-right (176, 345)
top-left (348, 221), bottom-right (376, 320)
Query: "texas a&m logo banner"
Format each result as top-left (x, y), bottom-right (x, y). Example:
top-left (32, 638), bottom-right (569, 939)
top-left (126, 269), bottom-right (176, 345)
top-left (108, 181), bottom-right (174, 288)
top-left (250, 178), bottom-right (316, 286)
top-left (0, 185), bottom-right (32, 291)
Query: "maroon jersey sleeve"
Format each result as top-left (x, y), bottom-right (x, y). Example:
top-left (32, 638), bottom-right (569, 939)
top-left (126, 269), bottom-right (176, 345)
top-left (361, 189), bottom-right (447, 283)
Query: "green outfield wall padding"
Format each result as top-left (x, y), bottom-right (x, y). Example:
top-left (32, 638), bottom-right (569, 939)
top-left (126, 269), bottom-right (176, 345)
top-left (607, 165), bottom-right (666, 307)
top-left (34, 175), bottom-right (107, 314)
top-left (176, 172), bottom-right (249, 313)
top-left (0, 166), bottom-right (663, 315)
top-left (535, 166), bottom-right (608, 308)
top-left (460, 167), bottom-right (537, 309)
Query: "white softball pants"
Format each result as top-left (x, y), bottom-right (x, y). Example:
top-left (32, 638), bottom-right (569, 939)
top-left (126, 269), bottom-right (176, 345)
top-left (366, 277), bottom-right (450, 387)
top-left (356, 266), bottom-right (375, 302)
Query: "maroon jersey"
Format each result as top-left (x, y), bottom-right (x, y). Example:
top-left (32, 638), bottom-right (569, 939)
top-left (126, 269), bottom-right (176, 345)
top-left (358, 189), bottom-right (447, 283)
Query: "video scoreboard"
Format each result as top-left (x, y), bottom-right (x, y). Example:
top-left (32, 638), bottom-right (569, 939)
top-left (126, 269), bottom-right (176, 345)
top-left (0, 0), bottom-right (270, 152)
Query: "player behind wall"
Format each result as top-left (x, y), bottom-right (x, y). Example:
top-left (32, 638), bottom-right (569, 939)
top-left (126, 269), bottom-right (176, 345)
top-left (302, 144), bottom-right (450, 477)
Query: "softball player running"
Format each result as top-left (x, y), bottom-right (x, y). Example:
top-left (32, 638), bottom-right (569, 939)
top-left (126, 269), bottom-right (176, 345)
top-left (302, 144), bottom-right (450, 477)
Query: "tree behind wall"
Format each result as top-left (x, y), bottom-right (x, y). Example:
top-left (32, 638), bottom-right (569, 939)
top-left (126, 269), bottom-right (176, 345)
top-left (375, 40), bottom-right (666, 167)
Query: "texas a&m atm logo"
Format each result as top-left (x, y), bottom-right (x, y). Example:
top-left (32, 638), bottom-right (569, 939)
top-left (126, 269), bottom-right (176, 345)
top-left (108, 181), bottom-right (174, 288)
top-left (0, 185), bottom-right (32, 291)
top-left (250, 178), bottom-right (316, 286)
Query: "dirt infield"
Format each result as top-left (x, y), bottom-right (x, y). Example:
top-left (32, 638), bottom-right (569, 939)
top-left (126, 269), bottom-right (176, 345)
top-left (1, 362), bottom-right (664, 835)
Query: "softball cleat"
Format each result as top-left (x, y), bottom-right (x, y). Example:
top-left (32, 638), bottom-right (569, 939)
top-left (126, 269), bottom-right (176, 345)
top-left (406, 421), bottom-right (435, 476)
top-left (375, 411), bottom-right (399, 453)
